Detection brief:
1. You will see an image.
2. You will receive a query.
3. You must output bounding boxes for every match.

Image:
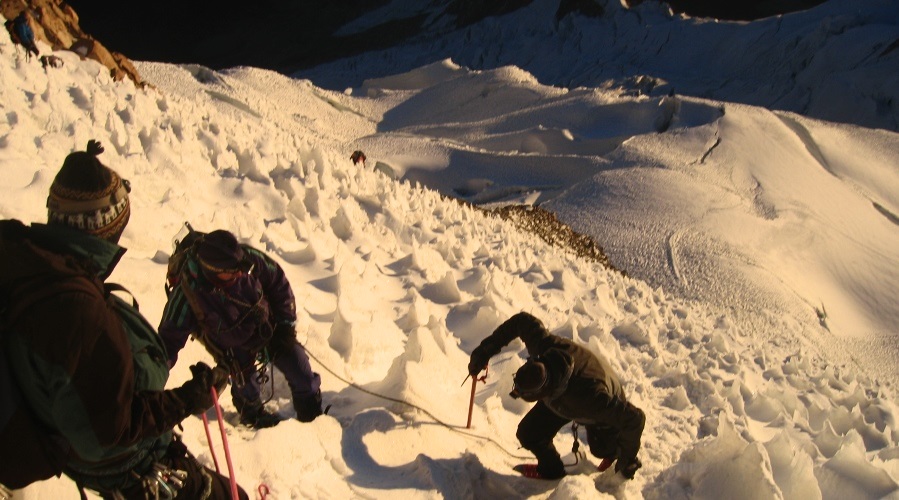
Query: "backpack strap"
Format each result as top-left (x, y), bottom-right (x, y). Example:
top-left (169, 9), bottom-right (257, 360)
top-left (104, 283), bottom-right (139, 310)
top-left (176, 270), bottom-right (238, 373)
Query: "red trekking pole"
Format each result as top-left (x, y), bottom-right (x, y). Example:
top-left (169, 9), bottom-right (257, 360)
top-left (211, 386), bottom-right (239, 500)
top-left (201, 412), bottom-right (221, 473)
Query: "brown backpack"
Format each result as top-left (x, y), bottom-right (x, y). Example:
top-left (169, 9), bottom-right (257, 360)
top-left (0, 280), bottom-right (92, 489)
top-left (0, 220), bottom-right (100, 490)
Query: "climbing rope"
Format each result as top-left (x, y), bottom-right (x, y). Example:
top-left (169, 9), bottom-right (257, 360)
top-left (200, 412), bottom-right (221, 474)
top-left (304, 346), bottom-right (533, 461)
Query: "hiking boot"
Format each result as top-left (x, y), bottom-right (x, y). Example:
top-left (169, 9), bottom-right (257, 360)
top-left (616, 457), bottom-right (642, 479)
top-left (236, 400), bottom-right (284, 429)
top-left (294, 391), bottom-right (326, 423)
top-left (513, 464), bottom-right (566, 480)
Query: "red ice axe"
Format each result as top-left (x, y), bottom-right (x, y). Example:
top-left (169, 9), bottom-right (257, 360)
top-left (464, 366), bottom-right (488, 429)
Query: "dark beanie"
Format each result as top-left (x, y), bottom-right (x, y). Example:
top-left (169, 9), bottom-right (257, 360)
top-left (47, 140), bottom-right (130, 241)
top-left (197, 230), bottom-right (244, 271)
top-left (514, 360), bottom-right (548, 396)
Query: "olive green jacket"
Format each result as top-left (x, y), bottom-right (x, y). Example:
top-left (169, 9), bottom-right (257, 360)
top-left (473, 312), bottom-right (645, 462)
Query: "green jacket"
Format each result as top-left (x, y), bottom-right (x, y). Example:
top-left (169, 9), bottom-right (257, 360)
top-left (0, 221), bottom-right (192, 492)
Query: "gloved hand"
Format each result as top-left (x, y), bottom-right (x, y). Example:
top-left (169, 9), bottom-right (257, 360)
top-left (615, 456), bottom-right (642, 479)
top-left (86, 139), bottom-right (104, 156)
top-left (269, 322), bottom-right (298, 359)
top-left (468, 344), bottom-right (494, 377)
top-left (173, 362), bottom-right (230, 416)
top-left (295, 390), bottom-right (325, 423)
top-left (206, 363), bottom-right (230, 396)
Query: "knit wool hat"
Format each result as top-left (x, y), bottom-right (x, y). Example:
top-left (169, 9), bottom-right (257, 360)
top-left (197, 230), bottom-right (245, 272)
top-left (47, 141), bottom-right (130, 241)
top-left (513, 360), bottom-right (548, 401)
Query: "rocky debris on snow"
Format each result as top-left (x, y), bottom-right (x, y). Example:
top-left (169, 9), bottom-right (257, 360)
top-left (489, 204), bottom-right (620, 272)
top-left (438, 191), bottom-right (620, 271)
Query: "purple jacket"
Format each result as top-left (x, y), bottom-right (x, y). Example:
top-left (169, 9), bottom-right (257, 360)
top-left (159, 245), bottom-right (296, 365)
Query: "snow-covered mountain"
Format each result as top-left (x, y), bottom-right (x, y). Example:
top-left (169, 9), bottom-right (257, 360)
top-left (67, 0), bottom-right (864, 123)
top-left (297, 0), bottom-right (898, 134)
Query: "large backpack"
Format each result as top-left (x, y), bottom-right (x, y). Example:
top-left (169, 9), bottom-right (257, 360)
top-left (0, 220), bottom-right (172, 491)
top-left (4, 19), bottom-right (22, 46)
top-left (1, 278), bottom-right (172, 493)
top-left (0, 342), bottom-right (69, 490)
top-left (0, 217), bottom-right (129, 490)
top-left (165, 222), bottom-right (206, 297)
top-left (163, 223), bottom-right (233, 366)
top-left (0, 281), bottom-right (90, 490)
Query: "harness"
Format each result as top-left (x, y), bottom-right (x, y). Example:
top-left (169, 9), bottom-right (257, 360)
top-left (177, 264), bottom-right (275, 396)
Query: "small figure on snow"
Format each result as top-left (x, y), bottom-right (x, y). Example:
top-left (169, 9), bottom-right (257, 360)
top-left (350, 149), bottom-right (366, 167)
top-left (159, 229), bottom-right (326, 428)
top-left (7, 10), bottom-right (40, 60)
top-left (468, 312), bottom-right (645, 480)
top-left (40, 54), bottom-right (63, 69)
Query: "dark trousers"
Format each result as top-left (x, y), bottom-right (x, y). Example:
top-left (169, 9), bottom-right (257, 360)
top-left (231, 341), bottom-right (321, 406)
top-left (516, 402), bottom-right (570, 478)
top-left (516, 402), bottom-right (621, 478)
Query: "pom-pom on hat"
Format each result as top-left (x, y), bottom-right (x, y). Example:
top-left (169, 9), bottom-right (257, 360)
top-left (47, 140), bottom-right (131, 241)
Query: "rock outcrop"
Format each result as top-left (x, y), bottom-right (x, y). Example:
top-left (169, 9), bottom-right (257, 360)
top-left (1, 0), bottom-right (144, 86)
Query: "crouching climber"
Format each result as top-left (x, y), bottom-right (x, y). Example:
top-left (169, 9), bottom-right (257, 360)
top-left (159, 229), bottom-right (326, 428)
top-left (468, 312), bottom-right (645, 480)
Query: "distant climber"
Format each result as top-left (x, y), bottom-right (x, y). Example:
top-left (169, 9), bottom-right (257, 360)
top-left (351, 150), bottom-right (366, 167)
top-left (8, 11), bottom-right (40, 59)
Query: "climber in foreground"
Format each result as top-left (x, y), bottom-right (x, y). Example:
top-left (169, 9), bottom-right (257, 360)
top-left (468, 312), bottom-right (645, 480)
top-left (0, 140), bottom-right (246, 498)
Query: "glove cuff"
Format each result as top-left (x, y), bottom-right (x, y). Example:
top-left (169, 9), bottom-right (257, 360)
top-left (170, 384), bottom-right (200, 419)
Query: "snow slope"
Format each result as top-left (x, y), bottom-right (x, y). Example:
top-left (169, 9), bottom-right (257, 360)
top-left (1, 5), bottom-right (898, 500)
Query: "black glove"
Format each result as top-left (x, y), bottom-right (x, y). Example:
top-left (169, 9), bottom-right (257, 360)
top-left (86, 139), bottom-right (104, 156)
top-left (295, 391), bottom-right (326, 423)
top-left (615, 456), bottom-right (642, 479)
top-left (173, 362), bottom-right (230, 416)
top-left (269, 322), bottom-right (298, 359)
top-left (468, 344), bottom-right (494, 377)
